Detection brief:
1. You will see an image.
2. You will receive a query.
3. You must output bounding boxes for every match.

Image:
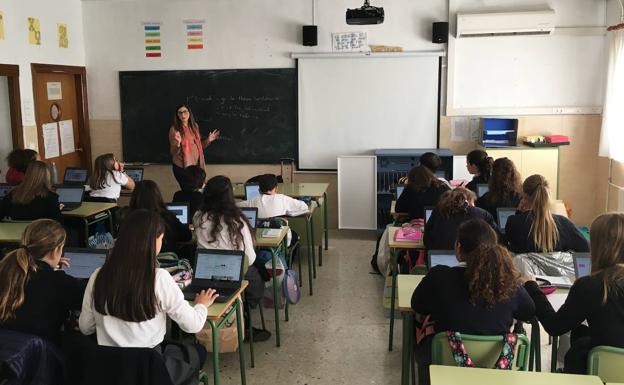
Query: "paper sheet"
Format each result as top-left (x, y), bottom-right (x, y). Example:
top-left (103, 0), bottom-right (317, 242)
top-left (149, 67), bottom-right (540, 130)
top-left (59, 120), bottom-right (75, 155)
top-left (451, 117), bottom-right (470, 142)
top-left (42, 122), bottom-right (60, 159)
top-left (469, 118), bottom-right (481, 141)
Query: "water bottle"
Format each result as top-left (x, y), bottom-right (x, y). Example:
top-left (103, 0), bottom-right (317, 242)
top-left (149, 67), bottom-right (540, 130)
top-left (50, 162), bottom-right (58, 185)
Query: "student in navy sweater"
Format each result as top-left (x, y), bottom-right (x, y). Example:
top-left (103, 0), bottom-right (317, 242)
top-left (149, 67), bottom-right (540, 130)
top-left (172, 165), bottom-right (205, 218)
top-left (413, 219), bottom-right (535, 385)
top-left (524, 212), bottom-right (624, 373)
top-left (476, 157), bottom-right (522, 220)
top-left (395, 166), bottom-right (450, 220)
top-left (464, 150), bottom-right (493, 194)
top-left (505, 175), bottom-right (588, 253)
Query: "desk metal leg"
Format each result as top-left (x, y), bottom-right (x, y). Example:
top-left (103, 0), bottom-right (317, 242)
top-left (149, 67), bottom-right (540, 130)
top-left (530, 318), bottom-right (541, 372)
top-left (389, 249), bottom-right (399, 351)
top-left (551, 335), bottom-right (559, 372)
top-left (107, 210), bottom-right (115, 237)
top-left (209, 320), bottom-right (220, 385)
top-left (306, 222), bottom-right (314, 295)
top-left (310, 216), bottom-right (317, 275)
top-left (271, 247), bottom-right (281, 347)
top-left (323, 192), bottom-right (328, 250)
top-left (235, 299), bottom-right (247, 385)
top-left (401, 313), bottom-right (408, 385)
top-left (407, 313), bottom-right (415, 385)
top-left (247, 301), bottom-right (254, 368)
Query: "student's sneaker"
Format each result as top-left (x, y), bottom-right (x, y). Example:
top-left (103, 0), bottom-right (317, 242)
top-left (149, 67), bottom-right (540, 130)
top-left (244, 327), bottom-right (272, 342)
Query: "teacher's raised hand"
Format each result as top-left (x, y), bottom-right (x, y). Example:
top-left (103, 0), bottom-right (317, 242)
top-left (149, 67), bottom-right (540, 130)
top-left (207, 129), bottom-right (220, 144)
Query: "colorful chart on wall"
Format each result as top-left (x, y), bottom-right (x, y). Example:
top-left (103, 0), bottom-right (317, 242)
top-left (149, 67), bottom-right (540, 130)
top-left (184, 19), bottom-right (204, 50)
top-left (142, 22), bottom-right (161, 58)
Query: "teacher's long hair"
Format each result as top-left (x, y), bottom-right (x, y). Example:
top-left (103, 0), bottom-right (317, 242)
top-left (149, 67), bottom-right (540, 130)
top-left (173, 104), bottom-right (200, 137)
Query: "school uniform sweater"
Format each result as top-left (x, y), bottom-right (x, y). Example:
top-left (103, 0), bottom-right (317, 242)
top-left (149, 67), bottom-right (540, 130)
top-left (193, 213), bottom-right (256, 265)
top-left (505, 211), bottom-right (589, 253)
top-left (412, 265), bottom-right (535, 334)
top-left (465, 174), bottom-right (488, 195)
top-left (424, 206), bottom-right (499, 251)
top-left (524, 276), bottom-right (624, 349)
top-left (476, 191), bottom-right (521, 220)
top-left (0, 260), bottom-right (86, 345)
top-left (0, 192), bottom-right (62, 222)
top-left (89, 171), bottom-right (128, 200)
top-left (395, 183), bottom-right (450, 220)
top-left (79, 268), bottom-right (207, 348)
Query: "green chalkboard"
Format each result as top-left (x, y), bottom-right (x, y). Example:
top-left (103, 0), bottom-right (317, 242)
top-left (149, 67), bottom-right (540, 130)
top-left (119, 69), bottom-right (297, 164)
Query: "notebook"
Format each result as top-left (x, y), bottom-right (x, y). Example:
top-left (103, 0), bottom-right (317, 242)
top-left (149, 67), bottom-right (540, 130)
top-left (535, 275), bottom-right (573, 288)
top-left (183, 249), bottom-right (244, 303)
top-left (56, 185), bottom-right (85, 211)
top-left (496, 207), bottom-right (516, 234)
top-left (244, 182), bottom-right (261, 200)
top-left (166, 203), bottom-right (190, 225)
top-left (261, 228), bottom-right (282, 238)
top-left (0, 183), bottom-right (12, 199)
top-left (63, 167), bottom-right (88, 185)
top-left (424, 206), bottom-right (434, 224)
top-left (573, 253), bottom-right (591, 279)
top-left (62, 248), bottom-right (108, 279)
top-left (124, 167), bottom-right (144, 182)
top-left (427, 250), bottom-right (460, 268)
top-left (396, 185), bottom-right (406, 199)
top-left (476, 184), bottom-right (489, 198)
top-left (393, 227), bottom-right (422, 242)
top-left (241, 207), bottom-right (258, 230)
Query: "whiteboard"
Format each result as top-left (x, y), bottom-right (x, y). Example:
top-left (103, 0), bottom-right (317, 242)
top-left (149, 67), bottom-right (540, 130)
top-left (337, 156), bottom-right (377, 230)
top-left (449, 34), bottom-right (606, 115)
top-left (298, 54), bottom-right (440, 170)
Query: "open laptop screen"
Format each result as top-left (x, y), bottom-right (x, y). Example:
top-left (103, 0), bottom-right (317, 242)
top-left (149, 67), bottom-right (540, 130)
top-left (241, 208), bottom-right (258, 230)
top-left (166, 203), bottom-right (189, 225)
top-left (425, 207), bottom-right (434, 223)
top-left (195, 252), bottom-right (243, 281)
top-left (124, 168), bottom-right (144, 182)
top-left (0, 183), bottom-right (12, 198)
top-left (63, 168), bottom-right (88, 184)
top-left (56, 186), bottom-right (84, 204)
top-left (497, 208), bottom-right (516, 234)
top-left (574, 253), bottom-right (592, 279)
top-left (476, 184), bottom-right (489, 198)
top-left (428, 251), bottom-right (460, 268)
top-left (62, 249), bottom-right (107, 279)
top-left (396, 185), bottom-right (406, 199)
top-left (245, 183), bottom-right (261, 200)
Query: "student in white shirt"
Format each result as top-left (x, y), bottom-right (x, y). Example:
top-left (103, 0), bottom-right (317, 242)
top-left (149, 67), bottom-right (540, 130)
top-left (238, 174), bottom-right (309, 246)
top-left (193, 175), bottom-right (271, 342)
top-left (79, 209), bottom-right (218, 384)
top-left (88, 153), bottom-right (135, 201)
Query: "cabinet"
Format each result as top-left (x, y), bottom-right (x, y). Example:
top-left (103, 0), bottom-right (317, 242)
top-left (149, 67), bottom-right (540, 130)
top-left (485, 147), bottom-right (559, 197)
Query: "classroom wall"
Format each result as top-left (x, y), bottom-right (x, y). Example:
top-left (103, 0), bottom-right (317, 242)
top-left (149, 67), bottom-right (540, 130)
top-left (0, 76), bottom-right (11, 174)
top-left (0, 0), bottom-right (86, 151)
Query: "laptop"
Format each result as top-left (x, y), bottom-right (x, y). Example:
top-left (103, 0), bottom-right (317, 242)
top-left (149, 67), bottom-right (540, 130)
top-left (424, 206), bottom-right (434, 224)
top-left (435, 170), bottom-right (446, 179)
top-left (573, 252), bottom-right (592, 279)
top-left (62, 167), bottom-right (88, 185)
top-left (124, 167), bottom-right (144, 182)
top-left (241, 207), bottom-right (258, 230)
top-left (166, 203), bottom-right (190, 225)
top-left (496, 207), bottom-right (516, 234)
top-left (183, 249), bottom-right (245, 303)
top-left (244, 182), bottom-right (261, 200)
top-left (396, 185), bottom-right (406, 200)
top-left (476, 184), bottom-right (489, 198)
top-left (61, 248), bottom-right (108, 279)
top-left (427, 250), bottom-right (460, 268)
top-left (56, 185), bottom-right (85, 211)
top-left (0, 183), bottom-right (12, 199)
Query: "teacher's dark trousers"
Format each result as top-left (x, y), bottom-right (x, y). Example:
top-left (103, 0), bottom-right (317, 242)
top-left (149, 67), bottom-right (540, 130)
top-left (172, 163), bottom-right (187, 190)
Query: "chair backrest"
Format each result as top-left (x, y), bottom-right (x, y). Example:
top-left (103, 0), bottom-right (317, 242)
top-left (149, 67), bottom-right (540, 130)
top-left (587, 345), bottom-right (624, 383)
top-left (430, 332), bottom-right (530, 371)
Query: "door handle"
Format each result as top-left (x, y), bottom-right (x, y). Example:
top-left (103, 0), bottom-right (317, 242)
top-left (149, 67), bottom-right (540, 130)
top-left (76, 148), bottom-right (84, 152)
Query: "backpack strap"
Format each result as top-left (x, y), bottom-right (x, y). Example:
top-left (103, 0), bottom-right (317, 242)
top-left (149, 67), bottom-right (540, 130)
top-left (494, 333), bottom-right (518, 370)
top-left (446, 331), bottom-right (476, 368)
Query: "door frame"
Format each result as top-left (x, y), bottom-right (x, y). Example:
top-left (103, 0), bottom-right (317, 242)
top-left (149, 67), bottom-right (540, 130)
top-left (0, 64), bottom-right (23, 149)
top-left (31, 63), bottom-right (93, 172)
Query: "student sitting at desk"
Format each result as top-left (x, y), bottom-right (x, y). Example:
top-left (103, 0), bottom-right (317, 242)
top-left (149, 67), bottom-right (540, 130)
top-left (413, 219), bottom-right (535, 385)
top-left (172, 165), bottom-right (205, 218)
top-left (523, 212), bottom-right (624, 374)
top-left (424, 187), bottom-right (498, 251)
top-left (128, 180), bottom-right (191, 256)
top-left (395, 166), bottom-right (450, 220)
top-left (419, 152), bottom-right (451, 188)
top-left (464, 150), bottom-right (493, 194)
top-left (88, 153), bottom-right (135, 202)
top-left (5, 148), bottom-right (38, 185)
top-left (193, 175), bottom-right (271, 341)
top-left (0, 161), bottom-right (61, 222)
top-left (79, 210), bottom-right (218, 385)
top-left (505, 175), bottom-right (588, 254)
top-left (476, 157), bottom-right (522, 219)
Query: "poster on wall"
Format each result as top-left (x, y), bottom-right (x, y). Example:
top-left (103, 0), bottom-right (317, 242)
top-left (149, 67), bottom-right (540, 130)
top-left (42, 122), bottom-right (60, 159)
top-left (0, 11), bottom-right (5, 40)
top-left (59, 120), bottom-right (75, 155)
top-left (28, 17), bottom-right (41, 45)
top-left (183, 19), bottom-right (204, 50)
top-left (143, 22), bottom-right (162, 58)
top-left (58, 23), bottom-right (68, 48)
top-left (331, 31), bottom-right (368, 52)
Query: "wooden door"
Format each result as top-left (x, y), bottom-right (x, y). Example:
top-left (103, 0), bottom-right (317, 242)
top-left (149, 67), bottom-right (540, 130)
top-left (32, 67), bottom-right (90, 181)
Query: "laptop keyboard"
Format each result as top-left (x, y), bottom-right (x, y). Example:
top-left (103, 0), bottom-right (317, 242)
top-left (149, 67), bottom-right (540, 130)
top-left (184, 286), bottom-right (239, 302)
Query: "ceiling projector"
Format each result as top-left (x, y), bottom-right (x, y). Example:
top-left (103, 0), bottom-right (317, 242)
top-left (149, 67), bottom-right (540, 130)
top-left (346, 0), bottom-right (384, 25)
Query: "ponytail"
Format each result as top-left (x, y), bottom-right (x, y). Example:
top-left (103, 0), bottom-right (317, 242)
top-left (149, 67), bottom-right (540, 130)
top-left (523, 175), bottom-right (559, 252)
top-left (437, 187), bottom-right (475, 218)
top-left (0, 219), bottom-right (66, 322)
top-left (467, 150), bottom-right (493, 182)
top-left (464, 244), bottom-right (521, 306)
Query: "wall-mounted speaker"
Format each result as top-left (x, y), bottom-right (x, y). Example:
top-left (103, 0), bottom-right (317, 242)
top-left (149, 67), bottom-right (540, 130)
top-left (303, 25), bottom-right (318, 46)
top-left (432, 22), bottom-right (449, 44)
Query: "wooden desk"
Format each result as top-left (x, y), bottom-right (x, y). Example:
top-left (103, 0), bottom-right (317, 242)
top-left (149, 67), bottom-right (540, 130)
top-left (387, 226), bottom-right (424, 352)
top-left (194, 281), bottom-right (248, 385)
top-left (284, 204), bottom-right (316, 296)
top-left (0, 222), bottom-right (31, 244)
top-left (254, 227), bottom-right (289, 347)
top-left (62, 202), bottom-right (117, 245)
top-left (398, 275), bottom-right (425, 385)
top-left (430, 365), bottom-right (603, 385)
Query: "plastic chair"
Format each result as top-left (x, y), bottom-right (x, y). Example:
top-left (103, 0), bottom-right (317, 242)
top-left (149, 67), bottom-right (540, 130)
top-left (431, 332), bottom-right (531, 371)
top-left (587, 345), bottom-right (624, 383)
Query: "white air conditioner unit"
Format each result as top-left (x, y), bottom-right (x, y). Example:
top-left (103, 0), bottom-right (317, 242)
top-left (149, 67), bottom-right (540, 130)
top-left (457, 10), bottom-right (555, 37)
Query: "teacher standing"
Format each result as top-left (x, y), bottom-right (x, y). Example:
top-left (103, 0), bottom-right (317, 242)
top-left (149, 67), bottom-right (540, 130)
top-left (168, 104), bottom-right (219, 188)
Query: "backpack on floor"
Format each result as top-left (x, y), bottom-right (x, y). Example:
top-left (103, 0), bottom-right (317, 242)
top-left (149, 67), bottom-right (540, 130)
top-left (282, 269), bottom-right (301, 305)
